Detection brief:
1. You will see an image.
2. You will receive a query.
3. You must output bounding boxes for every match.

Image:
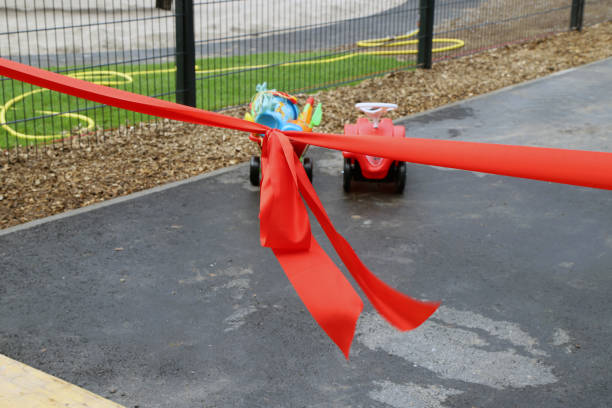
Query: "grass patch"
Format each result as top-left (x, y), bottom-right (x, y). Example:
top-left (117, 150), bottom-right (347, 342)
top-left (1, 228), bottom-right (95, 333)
top-left (0, 51), bottom-right (413, 148)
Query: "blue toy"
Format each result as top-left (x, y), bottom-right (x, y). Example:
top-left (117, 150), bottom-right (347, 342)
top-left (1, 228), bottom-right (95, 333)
top-left (245, 83), bottom-right (322, 186)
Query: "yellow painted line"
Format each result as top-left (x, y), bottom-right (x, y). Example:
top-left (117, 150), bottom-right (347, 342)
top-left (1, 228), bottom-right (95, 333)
top-left (0, 354), bottom-right (125, 408)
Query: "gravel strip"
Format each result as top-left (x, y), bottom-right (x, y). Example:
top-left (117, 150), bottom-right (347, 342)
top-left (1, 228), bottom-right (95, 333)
top-left (1, 21), bottom-right (611, 230)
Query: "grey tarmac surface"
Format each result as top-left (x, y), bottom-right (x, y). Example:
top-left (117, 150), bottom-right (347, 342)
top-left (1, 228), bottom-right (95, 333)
top-left (1, 58), bottom-right (611, 408)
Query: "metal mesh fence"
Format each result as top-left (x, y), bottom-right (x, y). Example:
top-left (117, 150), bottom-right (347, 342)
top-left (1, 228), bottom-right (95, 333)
top-left (0, 0), bottom-right (610, 155)
top-left (0, 0), bottom-right (177, 153)
top-left (584, 0), bottom-right (612, 24)
top-left (433, 0), bottom-right (573, 61)
top-left (192, 1), bottom-right (420, 110)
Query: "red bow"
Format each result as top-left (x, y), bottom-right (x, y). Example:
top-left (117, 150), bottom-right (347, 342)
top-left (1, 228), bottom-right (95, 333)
top-left (260, 129), bottom-right (438, 356)
top-left (2, 58), bottom-right (611, 357)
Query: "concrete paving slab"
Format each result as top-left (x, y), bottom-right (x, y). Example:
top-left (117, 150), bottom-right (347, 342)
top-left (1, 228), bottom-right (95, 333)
top-left (1, 58), bottom-right (611, 408)
top-left (0, 353), bottom-right (125, 408)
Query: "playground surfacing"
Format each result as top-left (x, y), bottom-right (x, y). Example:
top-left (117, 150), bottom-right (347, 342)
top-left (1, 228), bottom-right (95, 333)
top-left (1, 58), bottom-right (611, 408)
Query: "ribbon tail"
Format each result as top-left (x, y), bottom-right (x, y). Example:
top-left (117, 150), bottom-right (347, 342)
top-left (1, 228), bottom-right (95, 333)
top-left (273, 239), bottom-right (363, 359)
top-left (262, 130), bottom-right (363, 358)
top-left (293, 154), bottom-right (439, 330)
top-left (320, 231), bottom-right (439, 330)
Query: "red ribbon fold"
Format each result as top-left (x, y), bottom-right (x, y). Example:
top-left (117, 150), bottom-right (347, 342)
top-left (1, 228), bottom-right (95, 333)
top-left (2, 58), bottom-right (611, 357)
top-left (261, 130), bottom-right (439, 356)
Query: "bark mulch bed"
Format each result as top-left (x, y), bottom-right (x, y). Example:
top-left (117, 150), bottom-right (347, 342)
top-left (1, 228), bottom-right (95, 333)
top-left (1, 21), bottom-right (611, 230)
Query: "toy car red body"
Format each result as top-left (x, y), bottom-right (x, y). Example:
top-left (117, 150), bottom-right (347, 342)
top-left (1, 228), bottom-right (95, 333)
top-left (342, 103), bottom-right (407, 193)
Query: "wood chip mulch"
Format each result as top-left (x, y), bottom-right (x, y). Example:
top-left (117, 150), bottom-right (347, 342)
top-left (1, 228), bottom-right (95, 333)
top-left (1, 21), bottom-right (611, 230)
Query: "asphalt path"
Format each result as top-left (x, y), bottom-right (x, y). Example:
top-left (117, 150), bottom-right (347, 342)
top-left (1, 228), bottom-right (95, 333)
top-left (1, 58), bottom-right (611, 408)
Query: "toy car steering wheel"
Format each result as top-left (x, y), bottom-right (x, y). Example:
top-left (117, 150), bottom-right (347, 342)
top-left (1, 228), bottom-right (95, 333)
top-left (355, 102), bottom-right (398, 128)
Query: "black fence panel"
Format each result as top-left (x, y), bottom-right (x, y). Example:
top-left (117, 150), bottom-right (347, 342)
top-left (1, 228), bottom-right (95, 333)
top-left (0, 1), bottom-right (177, 153)
top-left (584, 0), bottom-right (612, 26)
top-left (430, 0), bottom-right (574, 62)
top-left (191, 0), bottom-right (420, 111)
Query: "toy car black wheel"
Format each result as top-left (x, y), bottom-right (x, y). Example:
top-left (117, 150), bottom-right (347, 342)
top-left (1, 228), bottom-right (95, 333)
top-left (343, 158), bottom-right (352, 192)
top-left (395, 161), bottom-right (406, 194)
top-left (352, 159), bottom-right (364, 181)
top-left (303, 157), bottom-right (313, 183)
top-left (249, 156), bottom-right (261, 186)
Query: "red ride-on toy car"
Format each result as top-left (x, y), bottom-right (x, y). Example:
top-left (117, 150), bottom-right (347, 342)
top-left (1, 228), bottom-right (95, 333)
top-left (342, 103), bottom-right (407, 193)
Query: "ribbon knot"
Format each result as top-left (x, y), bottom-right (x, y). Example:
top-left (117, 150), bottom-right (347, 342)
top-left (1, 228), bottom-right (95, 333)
top-left (259, 129), bottom-right (311, 251)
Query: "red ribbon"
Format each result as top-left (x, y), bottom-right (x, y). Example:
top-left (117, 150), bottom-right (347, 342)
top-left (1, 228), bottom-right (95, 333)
top-left (261, 129), bottom-right (439, 356)
top-left (2, 58), bottom-right (611, 357)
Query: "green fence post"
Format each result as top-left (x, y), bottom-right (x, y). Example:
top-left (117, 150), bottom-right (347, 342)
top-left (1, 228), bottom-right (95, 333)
top-left (176, 0), bottom-right (196, 106)
top-left (418, 0), bottom-right (435, 69)
top-left (570, 0), bottom-right (585, 31)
